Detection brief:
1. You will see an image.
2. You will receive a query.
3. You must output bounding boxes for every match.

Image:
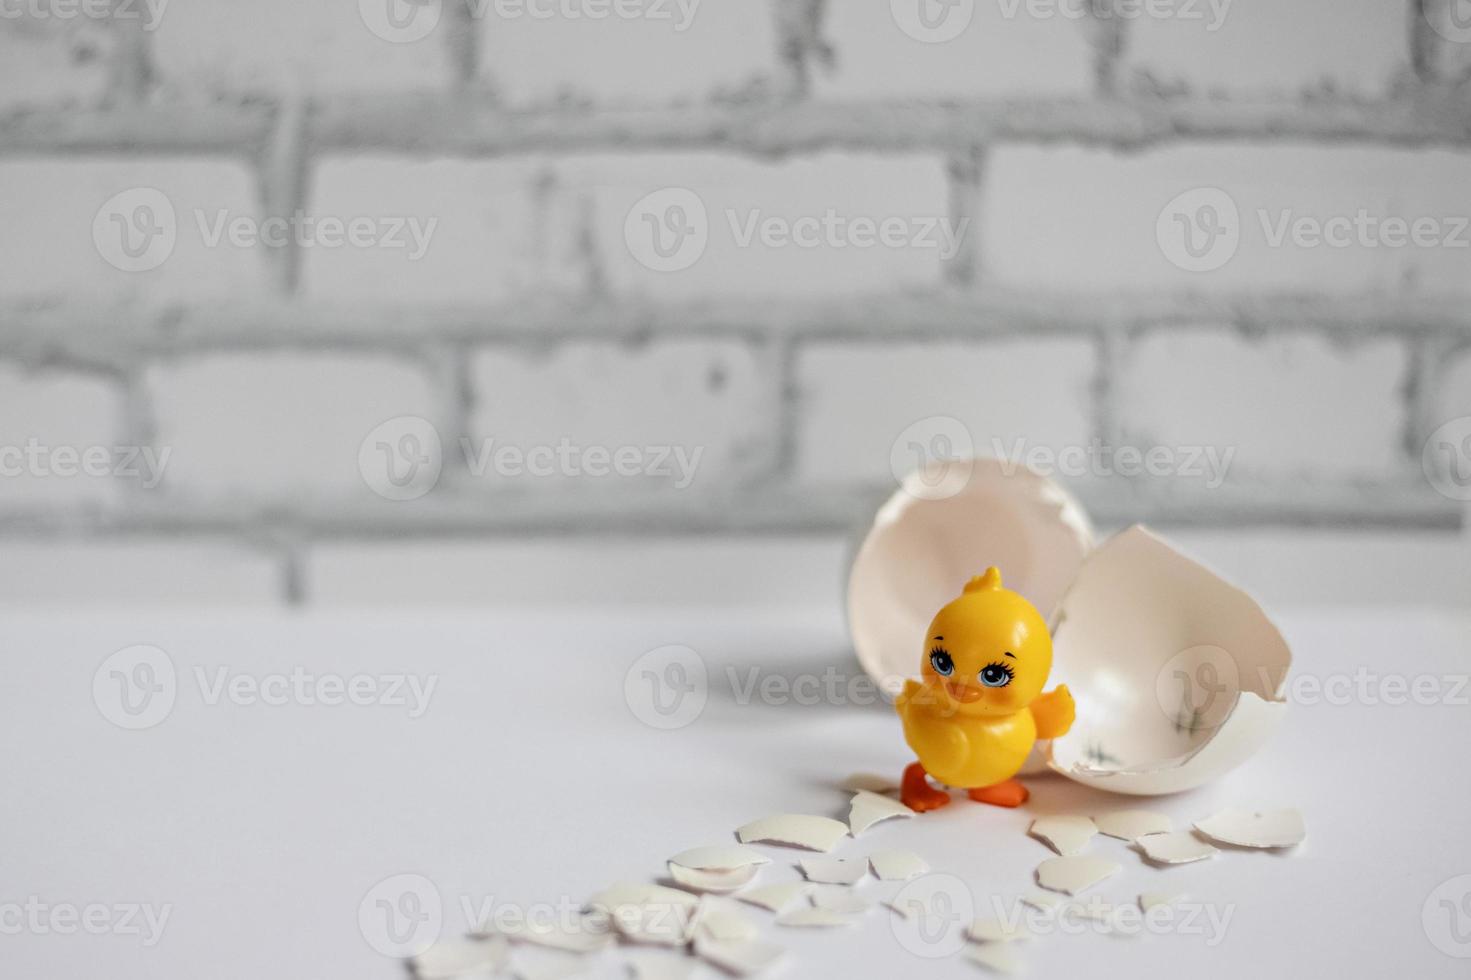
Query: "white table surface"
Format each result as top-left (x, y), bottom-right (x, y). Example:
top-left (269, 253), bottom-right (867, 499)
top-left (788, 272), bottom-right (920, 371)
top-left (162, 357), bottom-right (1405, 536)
top-left (3, 605), bottom-right (1469, 979)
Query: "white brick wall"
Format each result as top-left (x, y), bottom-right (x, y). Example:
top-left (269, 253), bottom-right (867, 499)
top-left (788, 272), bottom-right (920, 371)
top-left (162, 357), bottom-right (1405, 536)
top-left (982, 145), bottom-right (1471, 293)
top-left (794, 339), bottom-right (1096, 485)
top-left (575, 153), bottom-right (954, 298)
top-left (467, 339), bottom-right (767, 491)
top-left (479, 0), bottom-right (776, 103)
top-left (303, 157), bottom-right (577, 304)
top-left (0, 542), bottom-right (279, 604)
top-left (0, 15), bottom-right (110, 110)
top-left (1123, 0), bottom-right (1408, 97)
top-left (150, 0), bottom-right (452, 94)
top-left (0, 158), bottom-right (268, 302)
top-left (1117, 330), bottom-right (1409, 480)
top-left (818, 2), bottom-right (1094, 97)
top-left (147, 354), bottom-right (439, 500)
top-left (1435, 346), bottom-right (1471, 428)
top-left (0, 365), bottom-right (123, 506)
top-left (1, 0), bottom-right (1466, 604)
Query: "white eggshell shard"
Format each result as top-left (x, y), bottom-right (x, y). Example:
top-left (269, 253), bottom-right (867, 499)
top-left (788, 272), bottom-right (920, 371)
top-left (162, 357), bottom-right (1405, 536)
top-left (1194, 807), bottom-right (1306, 848)
top-left (667, 862), bottom-right (759, 893)
top-left (736, 814), bottom-right (849, 852)
top-left (848, 790), bottom-right (915, 835)
top-left (1047, 526), bottom-right (1291, 795)
top-left (846, 457), bottom-right (1094, 691)
top-left (411, 937), bottom-right (509, 979)
top-left (1135, 831), bottom-right (1219, 865)
top-left (669, 845), bottom-right (771, 871)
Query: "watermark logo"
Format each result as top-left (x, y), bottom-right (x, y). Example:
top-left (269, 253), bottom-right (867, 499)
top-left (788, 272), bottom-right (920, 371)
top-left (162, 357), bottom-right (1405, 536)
top-left (888, 873), bottom-right (975, 957)
top-left (360, 0), bottom-right (442, 42)
top-left (891, 0), bottom-right (975, 43)
top-left (93, 188), bottom-right (177, 273)
top-left (359, 874), bottom-right (443, 957)
top-left (625, 188), bottom-right (709, 273)
top-left (359, 417), bottom-right (444, 502)
top-left (358, 417), bottom-right (706, 499)
top-left (889, 416), bottom-right (975, 501)
top-left (0, 898), bottom-right (173, 947)
top-left (624, 644), bottom-right (707, 730)
top-left (1424, 874), bottom-right (1471, 958)
top-left (0, 0), bottom-right (169, 30)
top-left (1155, 645), bottom-right (1241, 733)
top-left (1425, 0), bottom-right (1471, 44)
top-left (1422, 416), bottom-right (1471, 502)
top-left (624, 188), bottom-right (968, 273)
top-left (1159, 187), bottom-right (1471, 272)
top-left (93, 645), bottom-right (177, 731)
top-left (993, 437), bottom-right (1235, 489)
top-left (1157, 187), bottom-right (1240, 273)
top-left (995, 0), bottom-right (1231, 30)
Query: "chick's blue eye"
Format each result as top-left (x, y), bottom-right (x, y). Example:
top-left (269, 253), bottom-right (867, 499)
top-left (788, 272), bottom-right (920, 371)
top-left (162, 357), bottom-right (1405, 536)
top-left (979, 662), bottom-right (1014, 688)
top-left (929, 648), bottom-right (954, 676)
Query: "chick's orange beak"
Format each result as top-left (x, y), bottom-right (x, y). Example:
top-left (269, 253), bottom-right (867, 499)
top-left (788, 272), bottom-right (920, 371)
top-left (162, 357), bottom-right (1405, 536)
top-left (943, 680), bottom-right (983, 703)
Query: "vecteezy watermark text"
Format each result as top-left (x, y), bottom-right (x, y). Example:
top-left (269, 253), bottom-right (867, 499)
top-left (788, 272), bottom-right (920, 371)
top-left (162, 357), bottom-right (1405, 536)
top-left (0, 439), bottom-right (170, 489)
top-left (359, 417), bottom-right (706, 502)
top-left (93, 645), bottom-right (439, 730)
top-left (0, 0), bottom-right (168, 29)
top-left (993, 437), bottom-right (1236, 489)
top-left (92, 188), bottom-right (439, 273)
top-left (623, 187), bottom-right (969, 273)
top-left (358, 0), bottom-right (700, 45)
top-left (0, 898), bottom-right (172, 947)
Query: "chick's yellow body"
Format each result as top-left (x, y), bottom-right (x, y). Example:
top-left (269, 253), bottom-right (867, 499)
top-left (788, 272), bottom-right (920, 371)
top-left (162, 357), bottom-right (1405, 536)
top-left (897, 680), bottom-right (1037, 788)
top-left (892, 566), bottom-right (1074, 803)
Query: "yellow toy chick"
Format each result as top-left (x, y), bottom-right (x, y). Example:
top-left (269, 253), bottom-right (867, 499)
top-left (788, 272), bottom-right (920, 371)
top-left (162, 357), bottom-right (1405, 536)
top-left (896, 567), bottom-right (1075, 810)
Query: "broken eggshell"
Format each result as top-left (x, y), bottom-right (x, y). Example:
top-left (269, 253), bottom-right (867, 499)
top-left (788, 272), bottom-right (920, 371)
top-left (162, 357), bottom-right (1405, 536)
top-left (847, 456), bottom-right (1093, 774)
top-left (846, 457), bottom-right (1290, 796)
top-left (1047, 526), bottom-right (1291, 795)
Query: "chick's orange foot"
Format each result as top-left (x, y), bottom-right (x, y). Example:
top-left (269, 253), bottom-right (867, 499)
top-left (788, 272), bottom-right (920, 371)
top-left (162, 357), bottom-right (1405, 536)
top-left (966, 778), bottom-right (1030, 808)
top-left (900, 762), bottom-right (952, 812)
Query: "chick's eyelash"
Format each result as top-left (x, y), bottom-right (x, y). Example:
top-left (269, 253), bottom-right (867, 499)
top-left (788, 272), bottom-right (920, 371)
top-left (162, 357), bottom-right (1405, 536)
top-left (930, 645), bottom-right (950, 659)
top-left (984, 660), bottom-right (1015, 679)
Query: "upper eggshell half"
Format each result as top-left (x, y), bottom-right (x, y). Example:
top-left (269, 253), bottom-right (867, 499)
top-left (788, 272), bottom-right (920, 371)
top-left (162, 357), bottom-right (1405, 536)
top-left (846, 456), bottom-right (1094, 694)
top-left (1047, 526), bottom-right (1292, 795)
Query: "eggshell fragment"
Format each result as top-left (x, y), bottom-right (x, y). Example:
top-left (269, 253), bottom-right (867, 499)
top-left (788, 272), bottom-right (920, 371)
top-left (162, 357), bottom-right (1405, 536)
top-left (1194, 808), bottom-right (1306, 849)
top-left (967, 918), bottom-right (1033, 943)
top-left (841, 773), bottom-right (900, 794)
top-left (1028, 815), bottom-right (1097, 857)
top-left (1035, 856), bottom-right (1120, 895)
top-left (774, 907), bottom-right (858, 928)
top-left (810, 888), bottom-right (874, 915)
top-left (670, 846), bottom-right (772, 871)
top-left (588, 883), bottom-right (700, 946)
top-left (512, 958), bottom-right (584, 980)
top-left (735, 882), bottom-right (810, 914)
top-left (848, 791), bottom-right (915, 835)
top-left (692, 897), bottom-right (759, 944)
top-left (1136, 832), bottom-right (1219, 865)
top-left (965, 942), bottom-right (1023, 975)
top-left (1048, 526), bottom-right (1292, 796)
top-left (799, 857), bottom-right (868, 886)
top-left (490, 917), bottom-right (613, 953)
top-left (1094, 810), bottom-right (1172, 841)
top-left (847, 457), bottom-right (1094, 692)
top-left (692, 935), bottom-right (787, 976)
top-left (736, 814), bottom-right (849, 852)
top-left (1019, 892), bottom-right (1063, 912)
top-left (624, 952), bottom-right (697, 980)
top-left (869, 850), bottom-right (929, 881)
top-left (1139, 891), bottom-right (1186, 913)
top-left (412, 937), bottom-right (510, 979)
top-left (667, 863), bottom-right (759, 893)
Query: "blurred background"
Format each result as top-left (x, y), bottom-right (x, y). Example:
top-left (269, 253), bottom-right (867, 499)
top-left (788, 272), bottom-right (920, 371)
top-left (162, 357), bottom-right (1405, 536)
top-left (1, 0), bottom-right (1468, 610)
